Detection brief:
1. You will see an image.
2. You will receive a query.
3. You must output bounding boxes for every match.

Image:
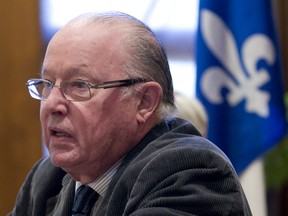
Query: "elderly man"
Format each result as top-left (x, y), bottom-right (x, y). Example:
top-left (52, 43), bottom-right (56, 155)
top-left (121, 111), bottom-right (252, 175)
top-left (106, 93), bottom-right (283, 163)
top-left (10, 12), bottom-right (251, 215)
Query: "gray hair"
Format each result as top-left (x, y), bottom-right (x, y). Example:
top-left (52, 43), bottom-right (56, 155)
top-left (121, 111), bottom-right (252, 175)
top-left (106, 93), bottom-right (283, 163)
top-left (70, 12), bottom-right (176, 119)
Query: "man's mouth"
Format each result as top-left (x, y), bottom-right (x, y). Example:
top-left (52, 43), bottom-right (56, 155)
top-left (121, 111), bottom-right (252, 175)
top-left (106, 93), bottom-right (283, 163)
top-left (50, 127), bottom-right (72, 137)
top-left (52, 131), bottom-right (70, 137)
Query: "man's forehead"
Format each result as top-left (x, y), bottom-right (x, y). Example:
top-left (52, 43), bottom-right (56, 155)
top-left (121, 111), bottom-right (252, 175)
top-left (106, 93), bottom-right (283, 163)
top-left (58, 21), bottom-right (125, 42)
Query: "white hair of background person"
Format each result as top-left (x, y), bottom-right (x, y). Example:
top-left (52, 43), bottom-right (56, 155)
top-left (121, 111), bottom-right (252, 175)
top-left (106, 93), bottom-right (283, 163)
top-left (175, 92), bottom-right (208, 137)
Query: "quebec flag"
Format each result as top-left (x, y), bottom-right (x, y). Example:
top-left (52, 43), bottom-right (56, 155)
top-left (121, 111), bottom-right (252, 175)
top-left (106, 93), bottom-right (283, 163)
top-left (196, 0), bottom-right (287, 173)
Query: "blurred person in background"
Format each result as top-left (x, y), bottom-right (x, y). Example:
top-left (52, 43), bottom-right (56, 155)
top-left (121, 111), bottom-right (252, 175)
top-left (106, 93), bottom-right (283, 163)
top-left (175, 92), bottom-right (208, 137)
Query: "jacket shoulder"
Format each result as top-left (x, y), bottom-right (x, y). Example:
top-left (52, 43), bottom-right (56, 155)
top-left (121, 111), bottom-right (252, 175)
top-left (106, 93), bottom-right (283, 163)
top-left (10, 157), bottom-right (67, 215)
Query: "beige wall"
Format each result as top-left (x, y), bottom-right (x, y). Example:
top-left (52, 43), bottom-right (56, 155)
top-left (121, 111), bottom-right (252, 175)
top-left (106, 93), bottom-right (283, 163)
top-left (0, 0), bottom-right (42, 214)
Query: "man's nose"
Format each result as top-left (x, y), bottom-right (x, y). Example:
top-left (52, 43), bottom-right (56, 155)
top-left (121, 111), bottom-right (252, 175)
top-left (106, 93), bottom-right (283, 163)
top-left (41, 85), bottom-right (69, 115)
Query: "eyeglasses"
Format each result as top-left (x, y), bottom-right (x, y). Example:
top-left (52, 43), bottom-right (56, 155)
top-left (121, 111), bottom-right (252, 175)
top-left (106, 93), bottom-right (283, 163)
top-left (26, 78), bottom-right (147, 101)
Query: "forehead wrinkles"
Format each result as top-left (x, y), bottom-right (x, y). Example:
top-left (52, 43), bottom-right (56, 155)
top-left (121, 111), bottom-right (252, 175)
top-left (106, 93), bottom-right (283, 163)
top-left (41, 64), bottom-right (90, 77)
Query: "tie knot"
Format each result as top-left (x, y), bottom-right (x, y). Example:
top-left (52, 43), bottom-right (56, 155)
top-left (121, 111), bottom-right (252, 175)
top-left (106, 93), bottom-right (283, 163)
top-left (72, 185), bottom-right (99, 216)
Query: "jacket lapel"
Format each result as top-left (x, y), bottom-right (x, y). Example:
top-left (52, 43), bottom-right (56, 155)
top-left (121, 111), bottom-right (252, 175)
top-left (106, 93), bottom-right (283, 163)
top-left (46, 174), bottom-right (75, 216)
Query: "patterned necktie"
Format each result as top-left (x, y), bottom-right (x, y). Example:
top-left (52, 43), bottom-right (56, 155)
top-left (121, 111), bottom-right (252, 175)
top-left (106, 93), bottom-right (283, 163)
top-left (72, 185), bottom-right (99, 216)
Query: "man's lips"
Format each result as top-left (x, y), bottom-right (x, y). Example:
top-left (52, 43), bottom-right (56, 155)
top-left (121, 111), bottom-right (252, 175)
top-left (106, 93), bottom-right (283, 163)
top-left (48, 128), bottom-right (75, 150)
top-left (49, 127), bottom-right (73, 138)
top-left (51, 130), bottom-right (71, 137)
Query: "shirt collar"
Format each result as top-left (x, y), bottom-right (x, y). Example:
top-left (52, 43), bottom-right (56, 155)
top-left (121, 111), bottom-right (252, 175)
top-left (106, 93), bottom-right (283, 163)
top-left (75, 158), bottom-right (122, 197)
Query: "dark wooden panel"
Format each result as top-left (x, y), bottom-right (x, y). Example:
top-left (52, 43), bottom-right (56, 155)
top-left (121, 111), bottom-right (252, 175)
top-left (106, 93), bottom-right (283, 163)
top-left (0, 0), bottom-right (43, 214)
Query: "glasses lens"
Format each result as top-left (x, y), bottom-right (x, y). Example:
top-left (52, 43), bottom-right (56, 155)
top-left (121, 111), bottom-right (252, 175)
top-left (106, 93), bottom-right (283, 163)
top-left (62, 81), bottom-right (91, 101)
top-left (27, 79), bottom-right (51, 100)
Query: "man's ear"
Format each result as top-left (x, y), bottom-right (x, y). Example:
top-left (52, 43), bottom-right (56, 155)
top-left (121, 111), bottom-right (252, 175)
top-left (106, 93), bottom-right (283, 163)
top-left (136, 82), bottom-right (162, 124)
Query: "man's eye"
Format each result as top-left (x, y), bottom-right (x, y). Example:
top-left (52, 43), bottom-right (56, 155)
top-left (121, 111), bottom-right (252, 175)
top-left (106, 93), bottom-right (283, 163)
top-left (71, 81), bottom-right (88, 89)
top-left (43, 82), bottom-right (51, 88)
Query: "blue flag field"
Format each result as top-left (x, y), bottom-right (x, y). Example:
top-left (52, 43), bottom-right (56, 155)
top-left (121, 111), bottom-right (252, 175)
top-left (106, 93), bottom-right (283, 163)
top-left (196, 0), bottom-right (287, 173)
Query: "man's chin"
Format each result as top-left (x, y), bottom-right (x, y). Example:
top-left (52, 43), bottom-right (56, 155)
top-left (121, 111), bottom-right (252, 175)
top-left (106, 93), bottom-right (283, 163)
top-left (50, 152), bottom-right (77, 168)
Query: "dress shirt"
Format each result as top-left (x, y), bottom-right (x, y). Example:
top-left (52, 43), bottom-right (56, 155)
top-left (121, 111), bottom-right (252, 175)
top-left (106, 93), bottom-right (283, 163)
top-left (75, 158), bottom-right (123, 207)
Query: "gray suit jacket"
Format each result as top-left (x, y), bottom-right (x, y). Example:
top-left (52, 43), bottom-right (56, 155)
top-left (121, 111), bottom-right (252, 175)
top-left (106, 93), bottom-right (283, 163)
top-left (10, 118), bottom-right (252, 215)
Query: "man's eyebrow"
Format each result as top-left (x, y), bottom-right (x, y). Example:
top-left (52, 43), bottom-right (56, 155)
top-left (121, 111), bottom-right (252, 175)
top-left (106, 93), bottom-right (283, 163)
top-left (40, 64), bottom-right (92, 77)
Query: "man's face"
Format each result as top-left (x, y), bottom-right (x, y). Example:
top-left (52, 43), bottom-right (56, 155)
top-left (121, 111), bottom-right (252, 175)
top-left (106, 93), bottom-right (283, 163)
top-left (40, 25), bottom-right (139, 180)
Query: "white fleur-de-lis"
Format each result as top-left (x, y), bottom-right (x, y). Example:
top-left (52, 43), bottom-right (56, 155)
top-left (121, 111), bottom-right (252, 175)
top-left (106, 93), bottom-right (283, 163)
top-left (200, 9), bottom-right (275, 118)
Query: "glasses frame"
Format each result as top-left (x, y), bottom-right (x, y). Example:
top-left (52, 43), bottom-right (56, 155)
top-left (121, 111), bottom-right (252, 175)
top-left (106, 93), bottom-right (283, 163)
top-left (26, 78), bottom-right (147, 101)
